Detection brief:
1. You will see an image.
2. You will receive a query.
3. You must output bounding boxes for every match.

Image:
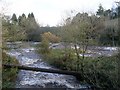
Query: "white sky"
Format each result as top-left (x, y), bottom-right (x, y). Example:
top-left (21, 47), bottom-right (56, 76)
top-left (0, 0), bottom-right (118, 26)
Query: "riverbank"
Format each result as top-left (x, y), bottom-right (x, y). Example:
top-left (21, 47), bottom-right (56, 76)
top-left (40, 48), bottom-right (119, 89)
top-left (4, 42), bottom-right (88, 89)
top-left (2, 51), bottom-right (19, 88)
top-left (3, 41), bottom-right (119, 89)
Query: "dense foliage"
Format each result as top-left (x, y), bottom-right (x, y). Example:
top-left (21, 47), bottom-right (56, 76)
top-left (38, 3), bottom-right (119, 89)
top-left (2, 3), bottom-right (120, 45)
top-left (2, 2), bottom-right (120, 89)
top-left (40, 48), bottom-right (119, 89)
top-left (2, 13), bottom-right (60, 42)
top-left (2, 52), bottom-right (19, 88)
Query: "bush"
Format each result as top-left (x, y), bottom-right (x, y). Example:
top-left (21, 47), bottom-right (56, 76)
top-left (42, 49), bottom-right (77, 70)
top-left (82, 56), bottom-right (118, 89)
top-left (41, 48), bottom-right (119, 89)
top-left (39, 39), bottom-right (50, 55)
top-left (2, 52), bottom-right (19, 88)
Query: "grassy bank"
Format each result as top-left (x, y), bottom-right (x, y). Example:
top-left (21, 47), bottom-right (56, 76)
top-left (2, 51), bottom-right (19, 88)
top-left (41, 49), bottom-right (119, 89)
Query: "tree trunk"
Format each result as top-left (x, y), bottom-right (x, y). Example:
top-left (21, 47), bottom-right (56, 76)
top-left (74, 44), bottom-right (80, 71)
top-left (3, 64), bottom-right (83, 80)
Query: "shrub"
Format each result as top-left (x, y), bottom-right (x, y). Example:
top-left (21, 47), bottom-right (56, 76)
top-left (41, 48), bottom-right (119, 89)
top-left (2, 52), bottom-right (19, 88)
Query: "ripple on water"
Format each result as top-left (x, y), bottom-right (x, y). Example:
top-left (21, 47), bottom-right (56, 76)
top-left (18, 70), bottom-right (83, 88)
top-left (6, 45), bottom-right (88, 89)
top-left (6, 51), bottom-right (21, 57)
top-left (22, 48), bottom-right (35, 53)
top-left (20, 57), bottom-right (39, 65)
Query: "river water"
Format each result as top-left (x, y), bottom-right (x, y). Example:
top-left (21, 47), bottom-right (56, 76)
top-left (5, 42), bottom-right (118, 89)
top-left (6, 42), bottom-right (89, 89)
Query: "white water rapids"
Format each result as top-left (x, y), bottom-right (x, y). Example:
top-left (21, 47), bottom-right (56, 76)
top-left (6, 42), bottom-right (88, 89)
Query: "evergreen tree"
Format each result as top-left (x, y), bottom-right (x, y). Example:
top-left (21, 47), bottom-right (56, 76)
top-left (26, 13), bottom-right (40, 41)
top-left (116, 2), bottom-right (120, 17)
top-left (18, 16), bottom-right (22, 25)
top-left (104, 9), bottom-right (111, 17)
top-left (96, 4), bottom-right (105, 16)
top-left (110, 7), bottom-right (117, 19)
top-left (28, 13), bottom-right (31, 18)
top-left (11, 13), bottom-right (17, 23)
top-left (118, 6), bottom-right (120, 17)
top-left (31, 12), bottom-right (35, 18)
top-left (22, 13), bottom-right (26, 19)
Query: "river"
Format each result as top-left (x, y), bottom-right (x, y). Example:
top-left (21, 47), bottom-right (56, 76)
top-left (5, 42), bottom-right (89, 89)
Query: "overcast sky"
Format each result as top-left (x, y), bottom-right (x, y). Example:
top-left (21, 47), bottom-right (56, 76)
top-left (0, 0), bottom-right (118, 26)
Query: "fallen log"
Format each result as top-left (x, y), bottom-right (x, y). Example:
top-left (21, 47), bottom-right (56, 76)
top-left (3, 64), bottom-right (101, 89)
top-left (2, 64), bottom-right (83, 80)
